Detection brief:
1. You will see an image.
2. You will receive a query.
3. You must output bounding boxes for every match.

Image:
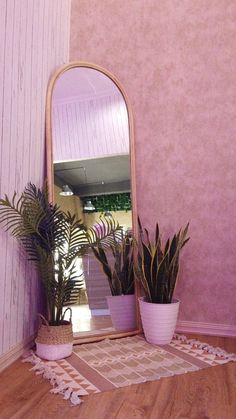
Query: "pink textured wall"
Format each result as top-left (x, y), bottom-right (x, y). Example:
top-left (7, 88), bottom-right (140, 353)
top-left (70, 0), bottom-right (236, 326)
top-left (0, 0), bottom-right (71, 357)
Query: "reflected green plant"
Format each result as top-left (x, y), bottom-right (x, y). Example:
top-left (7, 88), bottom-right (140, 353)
top-left (0, 182), bottom-right (122, 324)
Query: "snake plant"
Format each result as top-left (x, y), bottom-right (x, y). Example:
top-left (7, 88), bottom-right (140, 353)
top-left (91, 233), bottom-right (135, 296)
top-left (135, 218), bottom-right (189, 304)
top-left (0, 182), bottom-right (121, 325)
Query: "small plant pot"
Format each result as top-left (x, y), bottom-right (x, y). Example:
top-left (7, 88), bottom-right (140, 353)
top-left (106, 294), bottom-right (137, 332)
top-left (35, 313), bottom-right (73, 361)
top-left (139, 297), bottom-right (180, 345)
top-left (36, 342), bottom-right (73, 361)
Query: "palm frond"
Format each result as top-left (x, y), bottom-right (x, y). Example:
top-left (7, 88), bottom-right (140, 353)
top-left (0, 183), bottom-right (122, 324)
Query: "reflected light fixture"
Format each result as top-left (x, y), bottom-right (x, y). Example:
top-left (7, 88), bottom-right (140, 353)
top-left (84, 200), bottom-right (95, 211)
top-left (59, 185), bottom-right (74, 196)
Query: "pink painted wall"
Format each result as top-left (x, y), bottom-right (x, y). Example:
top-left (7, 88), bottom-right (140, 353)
top-left (70, 0), bottom-right (236, 326)
top-left (0, 0), bottom-right (71, 357)
top-left (53, 93), bottom-right (129, 162)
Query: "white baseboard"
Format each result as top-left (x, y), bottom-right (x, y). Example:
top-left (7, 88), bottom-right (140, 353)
top-left (176, 320), bottom-right (236, 338)
top-left (91, 309), bottom-right (110, 316)
top-left (0, 334), bottom-right (35, 373)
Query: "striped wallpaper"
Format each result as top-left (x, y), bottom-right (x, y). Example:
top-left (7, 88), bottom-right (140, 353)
top-left (52, 92), bottom-right (129, 162)
top-left (0, 0), bottom-right (71, 358)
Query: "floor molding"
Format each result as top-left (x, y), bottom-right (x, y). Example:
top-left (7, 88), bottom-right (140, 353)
top-left (0, 335), bottom-right (35, 373)
top-left (176, 320), bottom-right (236, 338)
top-left (91, 309), bottom-right (110, 316)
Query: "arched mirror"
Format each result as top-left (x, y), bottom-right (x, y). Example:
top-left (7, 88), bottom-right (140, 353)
top-left (46, 62), bottom-right (139, 343)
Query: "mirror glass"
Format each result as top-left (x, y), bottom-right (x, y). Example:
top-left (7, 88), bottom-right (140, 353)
top-left (51, 64), bottom-right (135, 339)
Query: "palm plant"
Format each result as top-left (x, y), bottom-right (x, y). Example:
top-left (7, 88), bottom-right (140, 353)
top-left (91, 233), bottom-right (135, 296)
top-left (0, 182), bottom-right (121, 325)
top-left (135, 219), bottom-right (189, 304)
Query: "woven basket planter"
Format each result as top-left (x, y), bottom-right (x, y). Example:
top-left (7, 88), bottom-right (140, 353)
top-left (36, 311), bottom-right (73, 361)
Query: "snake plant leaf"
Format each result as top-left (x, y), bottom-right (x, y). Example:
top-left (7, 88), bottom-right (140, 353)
top-left (164, 238), bottom-right (170, 257)
top-left (144, 228), bottom-right (151, 248)
top-left (168, 234), bottom-right (178, 265)
top-left (91, 246), bottom-right (113, 282)
top-left (150, 244), bottom-right (159, 295)
top-left (155, 223), bottom-right (160, 247)
top-left (136, 219), bottom-right (189, 304)
top-left (138, 216), bottom-right (143, 234)
top-left (91, 233), bottom-right (135, 296)
top-left (156, 251), bottom-right (171, 303)
top-left (141, 241), bottom-right (152, 284)
top-left (111, 271), bottom-right (122, 295)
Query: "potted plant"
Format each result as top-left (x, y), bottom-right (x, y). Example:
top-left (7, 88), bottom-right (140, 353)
top-left (91, 232), bottom-right (136, 331)
top-left (135, 219), bottom-right (189, 344)
top-left (0, 183), bottom-right (120, 360)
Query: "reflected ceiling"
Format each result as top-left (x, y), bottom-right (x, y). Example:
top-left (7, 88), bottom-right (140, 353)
top-left (54, 155), bottom-right (130, 196)
top-left (53, 67), bottom-right (118, 103)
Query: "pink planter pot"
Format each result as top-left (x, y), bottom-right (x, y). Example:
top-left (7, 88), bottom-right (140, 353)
top-left (106, 294), bottom-right (137, 331)
top-left (36, 342), bottom-right (73, 361)
top-left (139, 297), bottom-right (180, 345)
top-left (35, 317), bottom-right (73, 360)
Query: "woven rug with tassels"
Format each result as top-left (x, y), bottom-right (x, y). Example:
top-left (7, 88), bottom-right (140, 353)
top-left (23, 334), bottom-right (236, 405)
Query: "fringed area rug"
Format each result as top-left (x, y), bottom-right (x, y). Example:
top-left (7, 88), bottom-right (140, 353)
top-left (23, 334), bottom-right (236, 406)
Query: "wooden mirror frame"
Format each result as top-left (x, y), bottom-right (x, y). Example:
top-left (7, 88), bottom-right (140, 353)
top-left (45, 61), bottom-right (141, 343)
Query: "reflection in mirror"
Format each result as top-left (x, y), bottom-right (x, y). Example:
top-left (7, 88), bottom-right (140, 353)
top-left (50, 64), bottom-right (136, 339)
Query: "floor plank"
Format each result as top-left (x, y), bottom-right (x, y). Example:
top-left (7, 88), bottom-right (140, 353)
top-left (0, 334), bottom-right (235, 419)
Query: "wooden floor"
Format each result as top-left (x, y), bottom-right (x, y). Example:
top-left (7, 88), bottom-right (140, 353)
top-left (65, 304), bottom-right (113, 335)
top-left (0, 334), bottom-right (235, 419)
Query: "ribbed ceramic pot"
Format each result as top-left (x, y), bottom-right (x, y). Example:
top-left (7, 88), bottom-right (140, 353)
top-left (107, 294), bottom-right (136, 331)
top-left (139, 297), bottom-right (180, 345)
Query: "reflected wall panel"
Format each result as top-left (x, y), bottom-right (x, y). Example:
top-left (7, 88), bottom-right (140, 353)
top-left (53, 93), bottom-right (129, 162)
top-left (0, 0), bottom-right (71, 357)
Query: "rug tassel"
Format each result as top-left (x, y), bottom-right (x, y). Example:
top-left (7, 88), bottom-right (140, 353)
top-left (22, 351), bottom-right (83, 406)
top-left (174, 334), bottom-right (236, 361)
